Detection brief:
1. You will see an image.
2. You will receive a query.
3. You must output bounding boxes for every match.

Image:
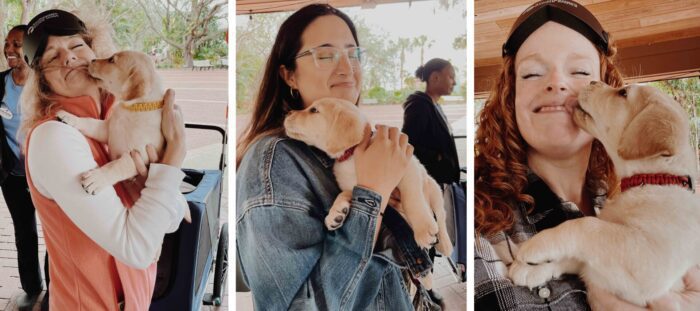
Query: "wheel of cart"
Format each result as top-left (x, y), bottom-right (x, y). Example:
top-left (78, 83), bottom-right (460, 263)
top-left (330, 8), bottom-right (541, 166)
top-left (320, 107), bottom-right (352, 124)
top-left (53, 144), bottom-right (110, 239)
top-left (150, 123), bottom-right (228, 310)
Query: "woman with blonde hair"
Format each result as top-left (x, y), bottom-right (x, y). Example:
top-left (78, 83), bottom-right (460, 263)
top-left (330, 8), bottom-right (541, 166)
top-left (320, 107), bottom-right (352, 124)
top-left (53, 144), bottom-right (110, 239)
top-left (20, 9), bottom-right (187, 310)
top-left (475, 1), bottom-right (700, 309)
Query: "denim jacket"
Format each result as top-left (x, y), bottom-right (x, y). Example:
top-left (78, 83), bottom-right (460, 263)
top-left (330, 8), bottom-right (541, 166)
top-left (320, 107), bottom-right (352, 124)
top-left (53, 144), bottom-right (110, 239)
top-left (237, 135), bottom-right (431, 310)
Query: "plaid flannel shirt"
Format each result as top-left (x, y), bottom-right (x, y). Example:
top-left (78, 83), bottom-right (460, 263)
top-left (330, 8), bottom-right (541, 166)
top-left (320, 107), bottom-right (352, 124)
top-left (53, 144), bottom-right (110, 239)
top-left (475, 172), bottom-right (606, 311)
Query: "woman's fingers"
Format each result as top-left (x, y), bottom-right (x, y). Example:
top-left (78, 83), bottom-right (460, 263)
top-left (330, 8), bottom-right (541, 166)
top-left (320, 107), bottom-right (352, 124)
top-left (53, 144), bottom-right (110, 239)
top-left (388, 126), bottom-right (400, 147)
top-left (355, 124), bottom-right (372, 154)
top-left (146, 144), bottom-right (159, 163)
top-left (131, 150), bottom-right (148, 177)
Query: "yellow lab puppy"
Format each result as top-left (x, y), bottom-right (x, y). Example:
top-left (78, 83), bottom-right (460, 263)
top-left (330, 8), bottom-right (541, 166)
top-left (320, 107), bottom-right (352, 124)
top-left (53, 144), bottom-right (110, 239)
top-left (284, 98), bottom-right (453, 257)
top-left (509, 82), bottom-right (700, 306)
top-left (57, 51), bottom-right (166, 194)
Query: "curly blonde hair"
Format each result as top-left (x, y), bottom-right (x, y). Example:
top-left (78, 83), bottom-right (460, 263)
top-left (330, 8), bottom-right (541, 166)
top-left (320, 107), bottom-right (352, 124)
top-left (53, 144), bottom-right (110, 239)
top-left (20, 8), bottom-right (117, 138)
top-left (475, 38), bottom-right (625, 235)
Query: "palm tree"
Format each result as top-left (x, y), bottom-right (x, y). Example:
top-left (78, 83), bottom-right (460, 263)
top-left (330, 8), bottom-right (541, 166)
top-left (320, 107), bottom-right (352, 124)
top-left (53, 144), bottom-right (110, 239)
top-left (413, 35), bottom-right (435, 66)
top-left (396, 37), bottom-right (413, 89)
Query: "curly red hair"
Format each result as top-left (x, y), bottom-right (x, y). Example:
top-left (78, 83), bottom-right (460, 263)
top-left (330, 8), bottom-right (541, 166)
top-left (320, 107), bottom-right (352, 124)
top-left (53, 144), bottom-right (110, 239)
top-left (475, 39), bottom-right (625, 235)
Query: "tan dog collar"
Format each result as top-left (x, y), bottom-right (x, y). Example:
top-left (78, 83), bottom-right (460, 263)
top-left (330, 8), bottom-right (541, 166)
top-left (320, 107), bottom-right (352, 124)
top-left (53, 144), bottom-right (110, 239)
top-left (121, 100), bottom-right (164, 112)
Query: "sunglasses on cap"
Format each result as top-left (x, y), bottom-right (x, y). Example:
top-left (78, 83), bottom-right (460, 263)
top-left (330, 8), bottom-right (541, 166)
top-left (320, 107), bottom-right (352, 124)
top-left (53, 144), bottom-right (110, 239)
top-left (23, 9), bottom-right (87, 68)
top-left (502, 0), bottom-right (609, 57)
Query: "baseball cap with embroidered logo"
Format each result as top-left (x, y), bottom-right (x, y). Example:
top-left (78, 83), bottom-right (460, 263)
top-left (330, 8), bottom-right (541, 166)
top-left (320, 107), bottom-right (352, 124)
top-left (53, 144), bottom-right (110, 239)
top-left (502, 0), bottom-right (609, 57)
top-left (23, 9), bottom-right (87, 68)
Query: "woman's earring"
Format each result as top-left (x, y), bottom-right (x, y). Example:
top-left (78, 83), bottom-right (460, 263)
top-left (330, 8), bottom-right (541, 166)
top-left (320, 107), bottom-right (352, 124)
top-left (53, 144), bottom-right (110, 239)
top-left (290, 88), bottom-right (299, 100)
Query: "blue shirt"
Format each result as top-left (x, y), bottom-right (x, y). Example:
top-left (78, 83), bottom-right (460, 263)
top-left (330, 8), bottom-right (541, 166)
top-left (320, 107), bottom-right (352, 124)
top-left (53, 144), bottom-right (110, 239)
top-left (236, 135), bottom-right (431, 310)
top-left (2, 73), bottom-right (24, 175)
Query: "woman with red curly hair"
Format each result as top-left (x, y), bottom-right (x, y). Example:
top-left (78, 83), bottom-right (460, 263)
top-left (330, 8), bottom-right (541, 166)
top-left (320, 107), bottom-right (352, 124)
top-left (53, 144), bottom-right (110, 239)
top-left (475, 1), bottom-right (700, 310)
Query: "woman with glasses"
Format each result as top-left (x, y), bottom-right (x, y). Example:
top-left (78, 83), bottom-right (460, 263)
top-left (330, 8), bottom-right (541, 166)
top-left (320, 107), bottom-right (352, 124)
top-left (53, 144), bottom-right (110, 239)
top-left (237, 4), bottom-right (432, 310)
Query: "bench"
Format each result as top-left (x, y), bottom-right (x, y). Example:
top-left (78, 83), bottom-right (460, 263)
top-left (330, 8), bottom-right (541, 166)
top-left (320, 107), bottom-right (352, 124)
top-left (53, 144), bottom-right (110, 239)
top-left (192, 59), bottom-right (212, 70)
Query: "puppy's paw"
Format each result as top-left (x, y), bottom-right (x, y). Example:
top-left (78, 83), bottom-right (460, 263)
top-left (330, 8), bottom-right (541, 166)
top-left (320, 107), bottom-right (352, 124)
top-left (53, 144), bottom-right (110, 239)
top-left (435, 238), bottom-right (453, 257)
top-left (325, 199), bottom-right (351, 230)
top-left (509, 260), bottom-right (560, 289)
top-left (516, 231), bottom-right (562, 266)
top-left (56, 110), bottom-right (81, 128)
top-left (81, 168), bottom-right (113, 195)
top-left (413, 218), bottom-right (439, 249)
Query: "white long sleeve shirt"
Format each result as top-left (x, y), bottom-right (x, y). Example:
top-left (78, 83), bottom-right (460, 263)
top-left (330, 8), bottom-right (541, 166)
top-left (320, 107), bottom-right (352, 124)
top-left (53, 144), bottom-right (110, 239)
top-left (27, 121), bottom-right (187, 269)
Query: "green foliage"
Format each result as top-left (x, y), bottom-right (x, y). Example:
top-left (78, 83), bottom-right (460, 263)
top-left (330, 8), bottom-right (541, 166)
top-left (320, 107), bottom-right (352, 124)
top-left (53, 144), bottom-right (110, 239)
top-left (650, 77), bottom-right (700, 149)
top-left (236, 12), bottom-right (289, 112)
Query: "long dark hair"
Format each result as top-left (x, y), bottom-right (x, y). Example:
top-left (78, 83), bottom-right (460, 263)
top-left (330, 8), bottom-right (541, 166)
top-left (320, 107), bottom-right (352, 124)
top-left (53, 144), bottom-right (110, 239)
top-left (236, 4), bottom-right (359, 167)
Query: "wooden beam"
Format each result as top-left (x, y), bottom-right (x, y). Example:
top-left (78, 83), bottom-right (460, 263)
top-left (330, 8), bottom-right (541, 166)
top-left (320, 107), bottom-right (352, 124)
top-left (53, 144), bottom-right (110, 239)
top-left (475, 36), bottom-right (700, 94)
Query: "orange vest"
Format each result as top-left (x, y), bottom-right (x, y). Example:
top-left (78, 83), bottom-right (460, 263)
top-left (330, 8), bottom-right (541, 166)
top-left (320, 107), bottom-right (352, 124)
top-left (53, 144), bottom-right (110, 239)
top-left (24, 94), bottom-right (156, 311)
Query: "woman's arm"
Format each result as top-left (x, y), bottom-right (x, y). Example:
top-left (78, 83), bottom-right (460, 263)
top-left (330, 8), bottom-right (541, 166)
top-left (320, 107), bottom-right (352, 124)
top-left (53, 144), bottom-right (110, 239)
top-left (238, 186), bottom-right (385, 310)
top-left (237, 125), bottom-right (412, 310)
top-left (28, 121), bottom-right (186, 269)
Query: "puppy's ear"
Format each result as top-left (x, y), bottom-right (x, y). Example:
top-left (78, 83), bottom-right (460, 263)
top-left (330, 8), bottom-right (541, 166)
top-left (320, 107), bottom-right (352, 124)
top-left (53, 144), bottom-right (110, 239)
top-left (617, 98), bottom-right (683, 160)
top-left (326, 104), bottom-right (363, 155)
top-left (124, 64), bottom-right (149, 101)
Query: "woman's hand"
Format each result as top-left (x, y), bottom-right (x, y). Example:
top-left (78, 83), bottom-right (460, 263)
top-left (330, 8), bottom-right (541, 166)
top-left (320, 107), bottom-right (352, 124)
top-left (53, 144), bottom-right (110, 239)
top-left (588, 266), bottom-right (700, 311)
top-left (354, 124), bottom-right (413, 209)
top-left (160, 89), bottom-right (186, 168)
top-left (130, 144), bottom-right (160, 187)
top-left (388, 188), bottom-right (403, 212)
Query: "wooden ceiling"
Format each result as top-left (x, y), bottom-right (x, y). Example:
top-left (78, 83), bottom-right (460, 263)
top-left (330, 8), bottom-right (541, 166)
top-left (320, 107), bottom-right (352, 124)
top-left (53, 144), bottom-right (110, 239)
top-left (476, 0), bottom-right (700, 95)
top-left (236, 0), bottom-right (425, 15)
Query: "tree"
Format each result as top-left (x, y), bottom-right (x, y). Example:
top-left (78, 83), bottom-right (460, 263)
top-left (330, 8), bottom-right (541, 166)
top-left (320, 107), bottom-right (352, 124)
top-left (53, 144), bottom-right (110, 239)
top-left (135, 0), bottom-right (226, 67)
top-left (351, 16), bottom-right (398, 93)
top-left (453, 34), bottom-right (466, 50)
top-left (235, 12), bottom-right (289, 112)
top-left (395, 37), bottom-right (413, 90)
top-left (652, 77), bottom-right (700, 170)
top-left (413, 35), bottom-right (434, 66)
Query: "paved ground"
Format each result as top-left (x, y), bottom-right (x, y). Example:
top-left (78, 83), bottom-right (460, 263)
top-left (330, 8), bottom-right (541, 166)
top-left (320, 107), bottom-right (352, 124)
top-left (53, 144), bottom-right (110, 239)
top-left (235, 101), bottom-right (468, 310)
top-left (0, 69), bottom-right (229, 311)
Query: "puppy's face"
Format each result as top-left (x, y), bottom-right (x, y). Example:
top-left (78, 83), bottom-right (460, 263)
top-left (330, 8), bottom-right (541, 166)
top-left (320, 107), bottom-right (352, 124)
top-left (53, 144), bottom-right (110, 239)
top-left (88, 51), bottom-right (155, 101)
top-left (574, 82), bottom-right (688, 161)
top-left (284, 98), bottom-right (367, 157)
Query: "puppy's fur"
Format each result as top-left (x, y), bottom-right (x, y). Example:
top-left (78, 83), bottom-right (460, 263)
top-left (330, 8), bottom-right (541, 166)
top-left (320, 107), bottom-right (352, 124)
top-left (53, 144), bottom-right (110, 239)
top-left (57, 51), bottom-right (166, 194)
top-left (508, 83), bottom-right (700, 306)
top-left (283, 98), bottom-right (453, 257)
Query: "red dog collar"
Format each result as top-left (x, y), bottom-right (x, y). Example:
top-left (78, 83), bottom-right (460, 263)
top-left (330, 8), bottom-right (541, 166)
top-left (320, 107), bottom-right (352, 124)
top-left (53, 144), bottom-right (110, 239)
top-left (620, 174), bottom-right (693, 192)
top-left (336, 145), bottom-right (357, 162)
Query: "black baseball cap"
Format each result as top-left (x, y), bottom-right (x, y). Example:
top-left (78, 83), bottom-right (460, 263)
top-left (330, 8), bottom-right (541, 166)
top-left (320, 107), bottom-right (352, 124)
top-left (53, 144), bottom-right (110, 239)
top-left (502, 0), bottom-right (609, 57)
top-left (23, 9), bottom-right (87, 67)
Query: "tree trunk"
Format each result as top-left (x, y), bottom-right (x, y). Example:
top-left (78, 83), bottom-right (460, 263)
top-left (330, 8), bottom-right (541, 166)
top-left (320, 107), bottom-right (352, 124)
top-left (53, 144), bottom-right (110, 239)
top-left (184, 36), bottom-right (195, 67)
top-left (399, 48), bottom-right (405, 90)
top-left (21, 0), bottom-right (31, 24)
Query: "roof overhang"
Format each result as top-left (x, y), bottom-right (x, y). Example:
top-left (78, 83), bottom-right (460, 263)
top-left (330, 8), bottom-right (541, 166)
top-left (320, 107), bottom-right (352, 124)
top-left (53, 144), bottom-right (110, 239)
top-left (476, 0), bottom-right (700, 98)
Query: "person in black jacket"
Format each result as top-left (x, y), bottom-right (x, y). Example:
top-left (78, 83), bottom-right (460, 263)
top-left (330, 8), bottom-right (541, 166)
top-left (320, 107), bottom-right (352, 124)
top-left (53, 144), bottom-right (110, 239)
top-left (1, 25), bottom-right (47, 310)
top-left (402, 58), bottom-right (460, 184)
top-left (401, 58), bottom-right (460, 307)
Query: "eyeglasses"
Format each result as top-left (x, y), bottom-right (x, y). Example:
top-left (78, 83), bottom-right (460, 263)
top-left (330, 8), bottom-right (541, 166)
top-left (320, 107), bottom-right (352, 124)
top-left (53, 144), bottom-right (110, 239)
top-left (295, 46), bottom-right (365, 70)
